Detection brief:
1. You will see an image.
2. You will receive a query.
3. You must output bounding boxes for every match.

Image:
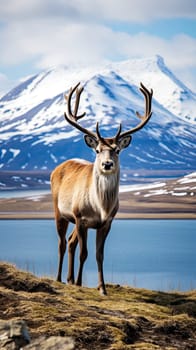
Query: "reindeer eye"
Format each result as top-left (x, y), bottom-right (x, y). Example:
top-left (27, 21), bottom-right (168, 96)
top-left (115, 148), bottom-right (120, 154)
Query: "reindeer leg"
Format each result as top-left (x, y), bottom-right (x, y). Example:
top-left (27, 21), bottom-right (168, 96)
top-left (75, 221), bottom-right (88, 286)
top-left (56, 216), bottom-right (69, 282)
top-left (67, 228), bottom-right (78, 284)
top-left (96, 221), bottom-right (111, 295)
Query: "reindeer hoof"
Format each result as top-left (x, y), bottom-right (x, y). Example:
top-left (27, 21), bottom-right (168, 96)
top-left (98, 286), bottom-right (107, 296)
top-left (67, 278), bottom-right (75, 285)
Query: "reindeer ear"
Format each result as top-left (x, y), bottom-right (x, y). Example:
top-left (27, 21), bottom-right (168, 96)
top-left (119, 135), bottom-right (132, 150)
top-left (84, 135), bottom-right (98, 149)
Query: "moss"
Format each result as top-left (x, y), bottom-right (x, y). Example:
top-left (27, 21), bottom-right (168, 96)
top-left (0, 262), bottom-right (195, 350)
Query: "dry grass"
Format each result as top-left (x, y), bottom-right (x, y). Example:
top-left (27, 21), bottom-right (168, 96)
top-left (0, 262), bottom-right (195, 349)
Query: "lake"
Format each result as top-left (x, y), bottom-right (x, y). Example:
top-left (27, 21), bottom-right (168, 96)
top-left (0, 219), bottom-right (195, 292)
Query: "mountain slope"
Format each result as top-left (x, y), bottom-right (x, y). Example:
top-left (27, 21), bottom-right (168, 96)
top-left (0, 55), bottom-right (195, 184)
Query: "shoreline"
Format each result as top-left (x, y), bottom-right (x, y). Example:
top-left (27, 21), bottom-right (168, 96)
top-left (0, 212), bottom-right (195, 220)
top-left (0, 183), bottom-right (195, 220)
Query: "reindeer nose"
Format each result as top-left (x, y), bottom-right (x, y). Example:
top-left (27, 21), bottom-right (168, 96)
top-left (102, 160), bottom-right (114, 170)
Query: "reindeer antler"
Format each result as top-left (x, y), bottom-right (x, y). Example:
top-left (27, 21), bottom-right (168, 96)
top-left (118, 83), bottom-right (153, 139)
top-left (64, 83), bottom-right (101, 140)
top-left (64, 82), bottom-right (153, 141)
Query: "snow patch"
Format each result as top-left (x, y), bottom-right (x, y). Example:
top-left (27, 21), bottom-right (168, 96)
top-left (119, 182), bottom-right (166, 193)
top-left (9, 148), bottom-right (20, 158)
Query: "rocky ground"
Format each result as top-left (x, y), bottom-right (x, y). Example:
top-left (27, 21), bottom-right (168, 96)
top-left (0, 263), bottom-right (195, 349)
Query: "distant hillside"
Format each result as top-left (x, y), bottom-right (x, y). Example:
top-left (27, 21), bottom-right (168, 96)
top-left (0, 172), bottom-right (195, 219)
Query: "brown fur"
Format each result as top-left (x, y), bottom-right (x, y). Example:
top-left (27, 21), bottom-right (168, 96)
top-left (51, 142), bottom-right (124, 295)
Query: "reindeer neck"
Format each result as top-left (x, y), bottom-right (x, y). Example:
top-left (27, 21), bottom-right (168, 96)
top-left (92, 166), bottom-right (120, 214)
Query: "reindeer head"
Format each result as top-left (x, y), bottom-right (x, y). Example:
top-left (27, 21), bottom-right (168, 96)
top-left (64, 82), bottom-right (153, 174)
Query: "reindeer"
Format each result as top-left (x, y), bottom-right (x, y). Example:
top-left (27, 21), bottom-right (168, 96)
top-left (50, 82), bottom-right (153, 295)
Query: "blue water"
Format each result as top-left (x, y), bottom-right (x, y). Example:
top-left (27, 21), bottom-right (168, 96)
top-left (0, 219), bottom-right (195, 291)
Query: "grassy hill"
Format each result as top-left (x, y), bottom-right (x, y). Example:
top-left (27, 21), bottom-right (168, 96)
top-left (0, 262), bottom-right (195, 349)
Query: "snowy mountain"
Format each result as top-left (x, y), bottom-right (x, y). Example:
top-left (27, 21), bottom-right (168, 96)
top-left (0, 55), bottom-right (195, 186)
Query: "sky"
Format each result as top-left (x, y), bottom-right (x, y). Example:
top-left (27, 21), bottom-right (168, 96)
top-left (0, 0), bottom-right (196, 96)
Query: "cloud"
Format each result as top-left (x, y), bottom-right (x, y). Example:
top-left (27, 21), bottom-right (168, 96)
top-left (0, 73), bottom-right (16, 97)
top-left (77, 0), bottom-right (196, 22)
top-left (120, 33), bottom-right (196, 69)
top-left (0, 0), bottom-right (195, 92)
top-left (1, 19), bottom-right (195, 69)
top-left (0, 0), bottom-right (195, 22)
